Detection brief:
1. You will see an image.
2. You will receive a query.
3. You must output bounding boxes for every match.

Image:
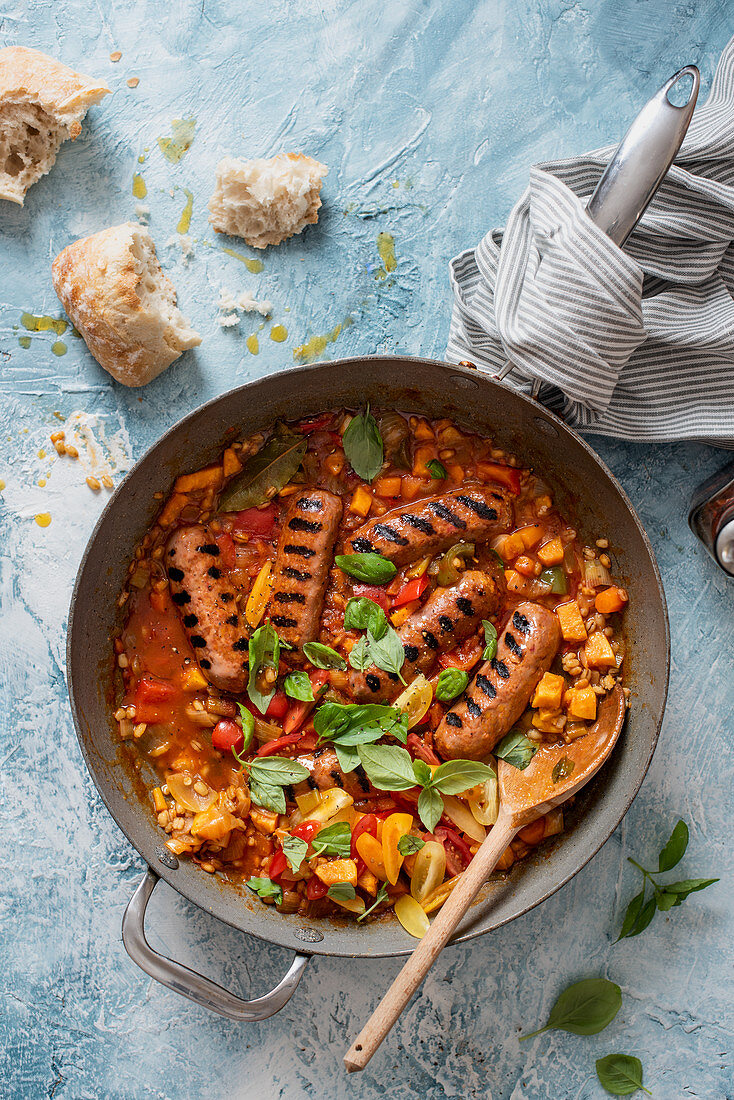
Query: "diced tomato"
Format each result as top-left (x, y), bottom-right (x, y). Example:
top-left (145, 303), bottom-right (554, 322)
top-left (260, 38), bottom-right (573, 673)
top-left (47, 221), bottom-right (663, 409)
top-left (135, 676), bottom-right (177, 705)
top-left (211, 719), bottom-right (244, 754)
top-left (350, 814), bottom-right (378, 861)
top-left (435, 825), bottom-right (473, 872)
top-left (298, 730), bottom-right (319, 752)
top-left (406, 732), bottom-right (440, 765)
top-left (292, 820), bottom-right (321, 844)
top-left (439, 635), bottom-right (483, 671)
top-left (282, 670), bottom-right (329, 735)
top-left (306, 876), bottom-right (329, 900)
top-left (214, 531), bottom-right (237, 570)
top-left (265, 691), bottom-right (289, 721)
top-left (233, 504), bottom-right (279, 538)
top-left (477, 461), bottom-right (522, 495)
top-left (352, 584), bottom-right (389, 610)
top-left (269, 850), bottom-right (288, 880)
top-left (294, 413), bottom-right (333, 434)
top-left (255, 732), bottom-right (302, 757)
top-left (391, 575), bottom-right (428, 609)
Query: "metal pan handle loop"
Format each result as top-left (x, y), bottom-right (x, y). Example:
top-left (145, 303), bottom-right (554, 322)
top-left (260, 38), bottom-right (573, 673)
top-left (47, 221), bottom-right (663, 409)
top-left (121, 870), bottom-right (309, 1020)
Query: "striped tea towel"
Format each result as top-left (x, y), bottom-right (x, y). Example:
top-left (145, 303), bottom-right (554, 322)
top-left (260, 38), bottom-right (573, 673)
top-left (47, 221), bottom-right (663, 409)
top-left (447, 35), bottom-right (734, 446)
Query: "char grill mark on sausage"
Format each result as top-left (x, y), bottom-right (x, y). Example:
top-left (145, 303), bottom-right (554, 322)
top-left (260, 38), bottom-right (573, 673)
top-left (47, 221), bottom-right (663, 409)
top-left (269, 489), bottom-right (343, 648)
top-left (349, 569), bottom-right (504, 701)
top-left (166, 524), bottom-right (250, 693)
top-left (347, 486), bottom-right (512, 567)
top-left (296, 747), bottom-right (372, 800)
top-left (434, 601), bottom-right (562, 760)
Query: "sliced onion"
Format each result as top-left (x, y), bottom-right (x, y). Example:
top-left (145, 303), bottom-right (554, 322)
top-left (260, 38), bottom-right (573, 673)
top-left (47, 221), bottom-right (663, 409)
top-left (583, 559), bottom-right (612, 588)
top-left (166, 771), bottom-right (217, 812)
top-left (254, 717), bottom-right (284, 744)
top-left (441, 795), bottom-right (487, 843)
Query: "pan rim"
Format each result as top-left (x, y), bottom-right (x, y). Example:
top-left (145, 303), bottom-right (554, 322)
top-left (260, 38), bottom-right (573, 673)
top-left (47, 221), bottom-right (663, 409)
top-left (66, 354), bottom-right (670, 958)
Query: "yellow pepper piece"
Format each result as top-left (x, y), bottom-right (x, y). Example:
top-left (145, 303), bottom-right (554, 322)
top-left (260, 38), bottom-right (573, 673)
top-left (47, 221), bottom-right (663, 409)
top-left (421, 874), bottom-right (462, 914)
top-left (182, 666), bottom-right (209, 692)
top-left (356, 832), bottom-right (388, 880)
top-left (405, 554), bottom-right (432, 579)
top-left (314, 858), bottom-right (358, 887)
top-left (245, 560), bottom-right (273, 628)
top-left (390, 602), bottom-right (417, 628)
top-left (395, 894), bottom-right (430, 938)
top-left (152, 787), bottom-right (167, 813)
top-left (330, 893), bottom-right (366, 915)
top-left (381, 812), bottom-right (413, 885)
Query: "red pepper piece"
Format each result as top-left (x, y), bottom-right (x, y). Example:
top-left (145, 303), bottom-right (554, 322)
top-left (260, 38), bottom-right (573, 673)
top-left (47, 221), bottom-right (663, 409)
top-left (352, 584), bottom-right (389, 611)
top-left (306, 876), bottom-right (329, 900)
top-left (211, 719), bottom-right (244, 754)
top-left (294, 413), bottom-right (333, 434)
top-left (479, 462), bottom-right (522, 495)
top-left (391, 574), bottom-right (428, 609)
top-left (255, 732), bottom-right (302, 757)
top-left (233, 504), bottom-right (278, 538)
top-left (269, 850), bottom-right (288, 880)
top-left (213, 531), bottom-right (237, 570)
top-left (132, 675), bottom-right (178, 723)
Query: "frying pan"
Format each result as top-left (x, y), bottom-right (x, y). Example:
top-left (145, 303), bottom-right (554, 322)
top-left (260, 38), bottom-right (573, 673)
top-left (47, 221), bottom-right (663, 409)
top-left (66, 355), bottom-right (669, 1020)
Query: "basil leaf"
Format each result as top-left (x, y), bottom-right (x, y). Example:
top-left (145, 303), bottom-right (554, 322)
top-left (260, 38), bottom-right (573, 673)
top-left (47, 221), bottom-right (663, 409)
top-left (219, 425), bottom-right (307, 511)
top-left (398, 834), bottom-right (425, 856)
top-left (249, 756), bottom-right (311, 786)
top-left (658, 818), bottom-right (689, 872)
top-left (281, 835), bottom-right (308, 873)
top-left (235, 703), bottom-right (255, 755)
top-left (426, 459), bottom-right (447, 479)
top-left (623, 896), bottom-right (657, 938)
top-left (348, 636), bottom-right (373, 672)
top-left (312, 822), bottom-right (352, 858)
top-left (315, 701), bottom-right (407, 744)
top-left (417, 786), bottom-right (443, 832)
top-left (335, 552), bottom-right (397, 584)
top-left (412, 759), bottom-right (432, 787)
top-left (283, 670), bottom-right (314, 701)
top-left (343, 406), bottom-right (384, 482)
top-left (246, 876), bottom-right (283, 904)
top-left (660, 877), bottom-right (719, 896)
top-left (302, 641), bottom-right (346, 670)
top-left (344, 596), bottom-right (388, 639)
top-left (616, 888), bottom-right (647, 942)
top-left (495, 730), bottom-right (538, 771)
top-left (358, 744), bottom-right (418, 790)
top-left (249, 777), bottom-right (286, 814)
top-left (551, 756), bottom-right (575, 784)
top-left (482, 619), bottom-right (498, 661)
top-left (247, 622), bottom-right (281, 715)
top-left (596, 1054), bottom-right (651, 1096)
top-left (431, 759), bottom-right (495, 795)
top-left (520, 978), bottom-right (622, 1040)
top-left (435, 668), bottom-right (468, 702)
top-left (357, 881), bottom-right (388, 921)
top-left (366, 625), bottom-right (406, 683)
top-left (327, 882), bottom-right (357, 902)
top-left (334, 742), bottom-right (360, 773)
top-left (655, 888), bottom-right (679, 912)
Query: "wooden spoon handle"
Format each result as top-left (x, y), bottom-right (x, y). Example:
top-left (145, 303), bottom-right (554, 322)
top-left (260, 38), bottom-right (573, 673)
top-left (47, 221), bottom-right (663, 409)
top-left (344, 808), bottom-right (518, 1073)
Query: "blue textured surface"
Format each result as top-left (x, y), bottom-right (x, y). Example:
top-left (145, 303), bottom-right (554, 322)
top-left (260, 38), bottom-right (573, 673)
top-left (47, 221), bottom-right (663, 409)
top-left (1, 2), bottom-right (732, 1097)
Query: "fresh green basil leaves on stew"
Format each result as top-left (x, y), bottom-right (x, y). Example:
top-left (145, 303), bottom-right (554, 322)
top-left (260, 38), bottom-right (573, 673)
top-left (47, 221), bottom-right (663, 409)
top-left (344, 596), bottom-right (388, 639)
top-left (335, 552), bottom-right (397, 584)
top-left (315, 701), bottom-right (408, 746)
top-left (246, 877), bottom-right (283, 904)
top-left (311, 822), bottom-right (351, 858)
top-left (495, 729), bottom-right (537, 770)
top-left (520, 978), bottom-right (622, 1039)
top-left (327, 882), bottom-right (357, 903)
top-left (247, 622), bottom-right (282, 714)
top-left (347, 636), bottom-right (373, 672)
top-left (357, 881), bottom-right (389, 921)
top-left (482, 619), bottom-right (498, 660)
top-left (219, 424), bottom-right (307, 511)
top-left (435, 668), bottom-right (469, 702)
top-left (426, 459), bottom-right (447, 479)
top-left (342, 406), bottom-right (384, 482)
top-left (245, 756), bottom-right (310, 815)
top-left (397, 834), bottom-right (425, 856)
top-left (365, 625), bottom-right (406, 682)
top-left (283, 670), bottom-right (314, 701)
top-left (234, 703), bottom-right (255, 757)
top-left (302, 641), bottom-right (347, 670)
top-left (281, 835), bottom-right (308, 873)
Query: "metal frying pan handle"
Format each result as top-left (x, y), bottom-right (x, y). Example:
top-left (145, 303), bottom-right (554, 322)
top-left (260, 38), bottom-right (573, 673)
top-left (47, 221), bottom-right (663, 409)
top-left (122, 870), bottom-right (309, 1020)
top-left (586, 65), bottom-right (700, 246)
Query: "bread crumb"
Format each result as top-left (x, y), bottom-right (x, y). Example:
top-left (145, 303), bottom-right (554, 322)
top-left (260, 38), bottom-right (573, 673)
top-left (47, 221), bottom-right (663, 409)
top-left (165, 234), bottom-right (194, 265)
top-left (217, 286), bottom-right (272, 328)
top-left (135, 203), bottom-right (150, 223)
top-left (127, 76), bottom-right (139, 88)
top-left (109, 51), bottom-right (122, 62)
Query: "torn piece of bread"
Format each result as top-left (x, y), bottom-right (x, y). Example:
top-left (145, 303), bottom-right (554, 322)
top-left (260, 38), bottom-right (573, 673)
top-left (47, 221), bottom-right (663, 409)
top-left (0, 46), bottom-right (110, 205)
top-left (208, 153), bottom-right (327, 249)
top-left (52, 223), bottom-right (201, 387)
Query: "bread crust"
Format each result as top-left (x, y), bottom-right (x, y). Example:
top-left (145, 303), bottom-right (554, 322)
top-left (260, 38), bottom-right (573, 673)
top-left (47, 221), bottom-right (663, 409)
top-left (52, 223), bottom-right (201, 388)
top-left (0, 46), bottom-right (110, 133)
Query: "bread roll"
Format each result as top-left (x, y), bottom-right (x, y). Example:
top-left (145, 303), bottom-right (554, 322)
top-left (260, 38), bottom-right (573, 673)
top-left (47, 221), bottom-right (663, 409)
top-left (208, 153), bottom-right (327, 248)
top-left (0, 46), bottom-right (110, 205)
top-left (52, 223), bottom-right (202, 387)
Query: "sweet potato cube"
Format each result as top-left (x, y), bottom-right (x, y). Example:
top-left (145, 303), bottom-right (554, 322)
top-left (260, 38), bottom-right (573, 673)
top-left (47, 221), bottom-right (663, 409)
top-left (222, 447), bottom-right (243, 478)
top-left (250, 806), bottom-right (280, 835)
top-left (584, 632), bottom-right (616, 669)
top-left (349, 485), bottom-right (373, 517)
top-left (556, 600), bottom-right (588, 643)
top-left (567, 686), bottom-right (597, 720)
top-left (532, 672), bottom-right (565, 710)
top-left (532, 708), bottom-right (565, 734)
top-left (517, 524), bottom-right (544, 549)
top-left (412, 445), bottom-right (435, 477)
top-left (537, 537), bottom-right (564, 566)
top-left (496, 531), bottom-right (527, 561)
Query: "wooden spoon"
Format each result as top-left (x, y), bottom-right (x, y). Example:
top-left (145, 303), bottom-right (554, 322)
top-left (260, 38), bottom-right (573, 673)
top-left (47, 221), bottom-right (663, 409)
top-left (344, 685), bottom-right (626, 1073)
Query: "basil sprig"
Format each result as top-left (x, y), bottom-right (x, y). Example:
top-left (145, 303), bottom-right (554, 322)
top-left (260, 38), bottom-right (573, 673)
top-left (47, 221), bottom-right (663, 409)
top-left (237, 755), bottom-right (310, 815)
top-left (314, 700), bottom-right (408, 774)
top-left (435, 668), bottom-right (469, 702)
top-left (357, 881), bottom-right (389, 922)
top-left (302, 641), bottom-right (346, 670)
top-left (426, 459), bottom-right (447, 479)
top-left (246, 877), bottom-right (283, 904)
top-left (356, 744), bottom-right (494, 832)
top-left (335, 552), bottom-right (397, 584)
top-left (520, 978), bottom-right (622, 1040)
top-left (311, 822), bottom-right (352, 858)
top-left (342, 405), bottom-right (384, 482)
top-left (233, 703), bottom-right (255, 759)
top-left (327, 882), bottom-right (358, 902)
top-left (617, 819), bottom-right (718, 940)
top-left (495, 729), bottom-right (538, 771)
top-left (247, 622), bottom-right (282, 714)
top-left (344, 596), bottom-right (388, 639)
top-left (482, 619), bottom-right (498, 660)
top-left (596, 1054), bottom-right (651, 1096)
top-left (397, 834), bottom-right (425, 856)
top-left (283, 670), bottom-right (314, 701)
top-left (362, 625), bottom-right (407, 683)
top-left (281, 835), bottom-right (308, 873)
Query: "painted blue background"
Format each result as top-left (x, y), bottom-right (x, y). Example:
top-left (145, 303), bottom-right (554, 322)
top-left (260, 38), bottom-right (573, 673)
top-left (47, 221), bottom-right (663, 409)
top-left (1, 1), bottom-right (732, 1097)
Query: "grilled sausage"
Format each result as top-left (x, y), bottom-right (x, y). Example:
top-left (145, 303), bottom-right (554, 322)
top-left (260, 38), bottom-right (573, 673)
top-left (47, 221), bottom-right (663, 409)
top-left (346, 486), bottom-right (512, 566)
top-left (349, 569), bottom-right (504, 701)
top-left (269, 489), bottom-right (343, 648)
top-left (166, 525), bottom-right (249, 693)
top-left (295, 746), bottom-right (372, 801)
top-left (434, 601), bottom-right (561, 760)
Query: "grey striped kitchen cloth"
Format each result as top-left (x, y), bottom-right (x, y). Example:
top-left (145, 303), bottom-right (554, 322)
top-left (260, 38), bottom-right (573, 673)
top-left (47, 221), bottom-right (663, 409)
top-left (447, 34), bottom-right (734, 446)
